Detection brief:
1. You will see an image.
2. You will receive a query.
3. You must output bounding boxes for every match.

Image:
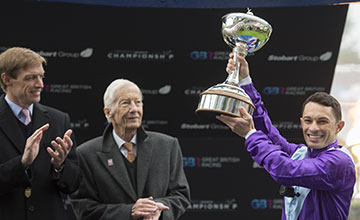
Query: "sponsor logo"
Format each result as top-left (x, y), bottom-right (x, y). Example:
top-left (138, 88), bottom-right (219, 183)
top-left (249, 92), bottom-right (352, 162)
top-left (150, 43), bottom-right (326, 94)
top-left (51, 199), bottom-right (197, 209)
top-left (43, 84), bottom-right (92, 94)
top-left (0, 47), bottom-right (93, 58)
top-left (190, 50), bottom-right (255, 61)
top-left (183, 156), bottom-right (240, 168)
top-left (188, 199), bottom-right (239, 211)
top-left (184, 86), bottom-right (207, 96)
top-left (190, 51), bottom-right (229, 60)
top-left (141, 85), bottom-right (171, 95)
top-left (180, 123), bottom-right (229, 130)
top-left (37, 48), bottom-right (93, 58)
top-left (250, 198), bottom-right (283, 210)
top-left (262, 86), bottom-right (326, 96)
top-left (142, 120), bottom-right (168, 129)
top-left (267, 51), bottom-right (332, 62)
top-left (70, 119), bottom-right (90, 129)
top-left (273, 121), bottom-right (302, 130)
top-left (107, 50), bottom-right (174, 61)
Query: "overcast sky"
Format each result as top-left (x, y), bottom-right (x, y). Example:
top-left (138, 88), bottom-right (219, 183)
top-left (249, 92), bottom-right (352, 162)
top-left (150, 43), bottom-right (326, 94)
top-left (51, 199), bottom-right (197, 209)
top-left (331, 3), bottom-right (360, 146)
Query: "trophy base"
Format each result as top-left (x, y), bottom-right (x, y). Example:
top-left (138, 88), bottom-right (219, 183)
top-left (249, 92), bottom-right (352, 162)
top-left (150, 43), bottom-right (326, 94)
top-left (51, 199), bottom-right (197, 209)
top-left (196, 108), bottom-right (238, 124)
top-left (195, 83), bottom-right (255, 122)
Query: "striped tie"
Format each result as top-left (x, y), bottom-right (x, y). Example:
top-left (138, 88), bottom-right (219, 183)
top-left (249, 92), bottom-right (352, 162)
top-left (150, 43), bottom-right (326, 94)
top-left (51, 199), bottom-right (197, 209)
top-left (22, 108), bottom-right (31, 125)
top-left (123, 142), bottom-right (135, 162)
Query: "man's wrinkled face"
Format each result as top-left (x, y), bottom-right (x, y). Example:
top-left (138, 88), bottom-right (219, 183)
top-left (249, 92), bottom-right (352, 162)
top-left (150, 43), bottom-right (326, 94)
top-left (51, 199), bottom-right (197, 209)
top-left (107, 84), bottom-right (143, 132)
top-left (300, 102), bottom-right (344, 149)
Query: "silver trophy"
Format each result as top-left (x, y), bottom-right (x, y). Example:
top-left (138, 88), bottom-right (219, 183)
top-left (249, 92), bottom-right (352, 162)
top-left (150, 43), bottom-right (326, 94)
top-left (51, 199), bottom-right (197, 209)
top-left (196, 10), bottom-right (272, 119)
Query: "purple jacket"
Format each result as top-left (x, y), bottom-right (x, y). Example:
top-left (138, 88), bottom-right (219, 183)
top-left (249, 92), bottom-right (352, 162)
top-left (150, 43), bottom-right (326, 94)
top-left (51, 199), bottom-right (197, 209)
top-left (242, 83), bottom-right (355, 220)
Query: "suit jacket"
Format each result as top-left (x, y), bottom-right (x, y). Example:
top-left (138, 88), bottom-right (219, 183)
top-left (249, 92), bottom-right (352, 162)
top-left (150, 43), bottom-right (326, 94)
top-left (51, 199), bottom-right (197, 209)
top-left (0, 94), bottom-right (81, 220)
top-left (70, 124), bottom-right (191, 220)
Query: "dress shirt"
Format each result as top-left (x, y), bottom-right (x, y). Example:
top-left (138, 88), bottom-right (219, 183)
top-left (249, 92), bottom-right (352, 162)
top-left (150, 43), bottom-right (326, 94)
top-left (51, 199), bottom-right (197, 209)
top-left (5, 95), bottom-right (33, 124)
top-left (112, 129), bottom-right (137, 158)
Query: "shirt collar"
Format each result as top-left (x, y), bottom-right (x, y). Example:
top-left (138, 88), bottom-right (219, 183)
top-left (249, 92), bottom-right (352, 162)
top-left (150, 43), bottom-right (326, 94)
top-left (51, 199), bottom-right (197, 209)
top-left (112, 129), bottom-right (137, 149)
top-left (308, 140), bottom-right (339, 158)
top-left (4, 94), bottom-right (34, 117)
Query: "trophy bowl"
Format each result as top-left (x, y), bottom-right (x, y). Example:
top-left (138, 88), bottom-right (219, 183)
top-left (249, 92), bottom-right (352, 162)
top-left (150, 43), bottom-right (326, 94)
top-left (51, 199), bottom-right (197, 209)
top-left (196, 10), bottom-right (272, 121)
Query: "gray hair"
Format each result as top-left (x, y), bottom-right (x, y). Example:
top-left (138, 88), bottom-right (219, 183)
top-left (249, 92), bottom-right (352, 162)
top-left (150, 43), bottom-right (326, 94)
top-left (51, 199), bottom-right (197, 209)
top-left (103, 79), bottom-right (142, 121)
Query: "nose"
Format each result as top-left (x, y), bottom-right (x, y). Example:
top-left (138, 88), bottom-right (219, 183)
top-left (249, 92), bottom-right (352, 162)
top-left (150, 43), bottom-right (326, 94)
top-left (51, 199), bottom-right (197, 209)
top-left (128, 101), bottom-right (140, 112)
top-left (308, 121), bottom-right (319, 132)
top-left (35, 75), bottom-right (44, 88)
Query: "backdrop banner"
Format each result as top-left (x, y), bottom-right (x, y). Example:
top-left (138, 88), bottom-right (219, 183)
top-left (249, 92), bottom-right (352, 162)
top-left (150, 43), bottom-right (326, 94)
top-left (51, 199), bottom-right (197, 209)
top-left (0, 2), bottom-right (348, 219)
top-left (28, 0), bottom-right (357, 8)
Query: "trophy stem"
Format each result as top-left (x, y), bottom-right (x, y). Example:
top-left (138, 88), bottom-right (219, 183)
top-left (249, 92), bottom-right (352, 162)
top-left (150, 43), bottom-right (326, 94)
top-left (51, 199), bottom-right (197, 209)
top-left (224, 45), bottom-right (248, 86)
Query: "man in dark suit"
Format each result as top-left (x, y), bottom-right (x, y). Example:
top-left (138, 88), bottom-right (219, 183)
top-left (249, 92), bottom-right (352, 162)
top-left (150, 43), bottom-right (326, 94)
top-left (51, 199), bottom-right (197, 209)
top-left (70, 79), bottom-right (190, 220)
top-left (0, 47), bottom-right (81, 220)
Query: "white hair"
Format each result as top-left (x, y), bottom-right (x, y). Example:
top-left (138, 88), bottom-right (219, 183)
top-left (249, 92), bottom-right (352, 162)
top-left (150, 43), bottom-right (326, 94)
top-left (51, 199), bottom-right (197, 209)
top-left (103, 79), bottom-right (142, 121)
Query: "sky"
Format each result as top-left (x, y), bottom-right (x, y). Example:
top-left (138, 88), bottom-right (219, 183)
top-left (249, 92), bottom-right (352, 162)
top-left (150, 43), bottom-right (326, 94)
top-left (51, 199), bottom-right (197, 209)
top-left (331, 2), bottom-right (360, 147)
top-left (331, 3), bottom-right (360, 200)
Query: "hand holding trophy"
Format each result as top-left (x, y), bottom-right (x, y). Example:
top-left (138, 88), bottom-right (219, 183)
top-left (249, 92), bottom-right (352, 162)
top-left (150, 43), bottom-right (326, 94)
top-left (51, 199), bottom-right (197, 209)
top-left (196, 10), bottom-right (272, 120)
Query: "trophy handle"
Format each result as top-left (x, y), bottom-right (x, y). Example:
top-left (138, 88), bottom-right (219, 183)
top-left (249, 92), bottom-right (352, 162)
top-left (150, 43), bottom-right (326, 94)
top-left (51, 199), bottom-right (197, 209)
top-left (224, 45), bottom-right (248, 86)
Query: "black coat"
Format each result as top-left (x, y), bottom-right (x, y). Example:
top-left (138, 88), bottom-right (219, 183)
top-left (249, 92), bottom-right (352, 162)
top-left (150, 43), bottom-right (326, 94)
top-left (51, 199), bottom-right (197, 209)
top-left (0, 94), bottom-right (81, 220)
top-left (70, 124), bottom-right (191, 220)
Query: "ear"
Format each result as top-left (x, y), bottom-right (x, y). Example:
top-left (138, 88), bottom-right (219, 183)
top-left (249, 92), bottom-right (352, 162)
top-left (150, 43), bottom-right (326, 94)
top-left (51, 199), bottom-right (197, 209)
top-left (104, 107), bottom-right (112, 120)
top-left (1, 73), bottom-right (11, 86)
top-left (336, 120), bottom-right (345, 134)
top-left (299, 117), bottom-right (304, 127)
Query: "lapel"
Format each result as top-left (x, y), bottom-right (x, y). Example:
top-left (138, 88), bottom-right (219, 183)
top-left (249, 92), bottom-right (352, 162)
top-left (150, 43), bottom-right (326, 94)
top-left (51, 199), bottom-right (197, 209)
top-left (96, 125), bottom-right (137, 201)
top-left (136, 127), bottom-right (153, 197)
top-left (32, 103), bottom-right (51, 145)
top-left (0, 95), bottom-right (25, 153)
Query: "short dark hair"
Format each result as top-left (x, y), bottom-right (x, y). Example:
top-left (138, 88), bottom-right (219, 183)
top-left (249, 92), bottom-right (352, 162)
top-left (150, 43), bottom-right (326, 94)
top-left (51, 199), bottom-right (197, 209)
top-left (301, 92), bottom-right (342, 121)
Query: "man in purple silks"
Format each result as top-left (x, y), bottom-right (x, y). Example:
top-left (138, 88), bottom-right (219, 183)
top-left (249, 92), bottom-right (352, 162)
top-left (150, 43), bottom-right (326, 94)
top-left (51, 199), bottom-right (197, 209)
top-left (217, 54), bottom-right (356, 220)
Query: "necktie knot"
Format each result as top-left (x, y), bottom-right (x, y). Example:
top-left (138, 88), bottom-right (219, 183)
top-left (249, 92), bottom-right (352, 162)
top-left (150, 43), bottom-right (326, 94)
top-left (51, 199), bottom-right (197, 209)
top-left (21, 108), bottom-right (31, 125)
top-left (123, 142), bottom-right (135, 163)
top-left (123, 142), bottom-right (133, 151)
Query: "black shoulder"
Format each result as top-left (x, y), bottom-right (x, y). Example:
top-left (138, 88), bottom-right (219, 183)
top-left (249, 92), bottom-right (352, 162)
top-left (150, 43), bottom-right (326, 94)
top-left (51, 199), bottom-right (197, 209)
top-left (145, 131), bottom-right (177, 141)
top-left (36, 103), bottom-right (69, 118)
top-left (77, 136), bottom-right (103, 153)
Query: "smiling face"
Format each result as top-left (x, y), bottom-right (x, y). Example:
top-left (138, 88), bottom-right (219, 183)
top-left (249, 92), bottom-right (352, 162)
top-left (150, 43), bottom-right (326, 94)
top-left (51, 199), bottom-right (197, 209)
top-left (104, 82), bottom-right (143, 137)
top-left (1, 63), bottom-right (45, 108)
top-left (300, 102), bottom-right (344, 149)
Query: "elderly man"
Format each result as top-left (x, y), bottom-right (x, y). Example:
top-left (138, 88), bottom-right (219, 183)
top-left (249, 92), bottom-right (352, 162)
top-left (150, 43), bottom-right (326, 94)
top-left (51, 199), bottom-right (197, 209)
top-left (71, 79), bottom-right (190, 220)
top-left (0, 47), bottom-right (81, 220)
top-left (217, 54), bottom-right (355, 220)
